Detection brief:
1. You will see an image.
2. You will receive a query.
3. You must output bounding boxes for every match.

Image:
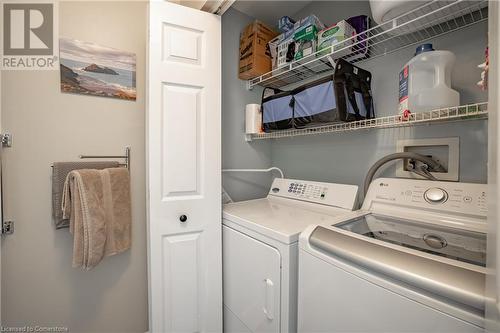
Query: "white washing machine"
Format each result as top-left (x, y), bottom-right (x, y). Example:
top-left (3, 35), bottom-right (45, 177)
top-left (298, 178), bottom-right (487, 332)
top-left (223, 178), bottom-right (359, 333)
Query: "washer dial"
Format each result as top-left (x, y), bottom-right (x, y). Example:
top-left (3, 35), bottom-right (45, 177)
top-left (424, 188), bottom-right (448, 204)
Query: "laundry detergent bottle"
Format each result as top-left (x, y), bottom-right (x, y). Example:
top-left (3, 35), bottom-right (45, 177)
top-left (399, 43), bottom-right (460, 115)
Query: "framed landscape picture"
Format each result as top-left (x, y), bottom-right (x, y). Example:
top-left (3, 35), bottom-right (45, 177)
top-left (59, 37), bottom-right (136, 101)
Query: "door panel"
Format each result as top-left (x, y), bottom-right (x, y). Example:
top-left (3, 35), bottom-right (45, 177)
top-left (223, 226), bottom-right (281, 333)
top-left (147, 2), bottom-right (221, 332)
top-left (161, 82), bottom-right (202, 199)
top-left (163, 24), bottom-right (203, 65)
top-left (162, 232), bottom-right (201, 332)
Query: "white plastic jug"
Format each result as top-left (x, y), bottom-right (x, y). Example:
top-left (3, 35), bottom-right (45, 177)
top-left (399, 44), bottom-right (460, 115)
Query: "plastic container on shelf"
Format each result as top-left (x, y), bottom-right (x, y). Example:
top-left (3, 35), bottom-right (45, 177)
top-left (399, 43), bottom-right (460, 115)
top-left (368, 0), bottom-right (484, 36)
top-left (370, 0), bottom-right (428, 26)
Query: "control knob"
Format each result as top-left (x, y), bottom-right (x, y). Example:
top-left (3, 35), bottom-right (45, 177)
top-left (424, 188), bottom-right (448, 204)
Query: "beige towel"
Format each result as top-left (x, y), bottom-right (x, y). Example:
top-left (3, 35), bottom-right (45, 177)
top-left (52, 161), bottom-right (119, 229)
top-left (62, 168), bottom-right (131, 270)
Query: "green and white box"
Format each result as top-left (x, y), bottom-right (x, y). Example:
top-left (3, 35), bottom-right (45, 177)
top-left (317, 20), bottom-right (356, 59)
top-left (294, 25), bottom-right (320, 61)
top-left (293, 15), bottom-right (324, 62)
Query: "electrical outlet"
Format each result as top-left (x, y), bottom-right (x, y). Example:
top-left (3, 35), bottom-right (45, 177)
top-left (396, 138), bottom-right (459, 181)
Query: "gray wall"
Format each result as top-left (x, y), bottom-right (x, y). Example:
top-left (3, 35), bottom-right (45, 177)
top-left (1, 2), bottom-right (148, 332)
top-left (222, 8), bottom-right (273, 202)
top-left (224, 2), bottom-right (488, 202)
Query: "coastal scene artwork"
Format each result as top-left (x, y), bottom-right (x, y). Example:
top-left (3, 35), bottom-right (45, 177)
top-left (59, 37), bottom-right (136, 100)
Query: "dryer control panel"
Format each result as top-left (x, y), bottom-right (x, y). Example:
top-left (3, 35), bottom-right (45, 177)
top-left (268, 178), bottom-right (359, 210)
top-left (364, 178), bottom-right (488, 216)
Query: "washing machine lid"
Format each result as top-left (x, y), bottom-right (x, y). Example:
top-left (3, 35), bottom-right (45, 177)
top-left (336, 213), bottom-right (486, 267)
top-left (308, 221), bottom-right (486, 311)
top-left (223, 197), bottom-right (354, 244)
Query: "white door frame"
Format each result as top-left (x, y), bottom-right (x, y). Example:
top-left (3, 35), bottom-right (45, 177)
top-left (0, 56), bottom-right (2, 327)
top-left (487, 1), bottom-right (500, 332)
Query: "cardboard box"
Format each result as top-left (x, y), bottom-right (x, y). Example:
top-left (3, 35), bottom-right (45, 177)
top-left (240, 20), bottom-right (276, 40)
top-left (293, 24), bottom-right (320, 61)
top-left (293, 14), bottom-right (324, 38)
top-left (239, 20), bottom-right (278, 80)
top-left (269, 15), bottom-right (325, 67)
top-left (317, 20), bottom-right (356, 59)
top-left (293, 15), bottom-right (325, 61)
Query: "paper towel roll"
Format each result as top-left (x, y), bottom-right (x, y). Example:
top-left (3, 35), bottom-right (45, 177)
top-left (245, 104), bottom-right (262, 134)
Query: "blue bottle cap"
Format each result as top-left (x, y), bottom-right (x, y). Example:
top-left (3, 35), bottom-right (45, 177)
top-left (415, 43), bottom-right (435, 55)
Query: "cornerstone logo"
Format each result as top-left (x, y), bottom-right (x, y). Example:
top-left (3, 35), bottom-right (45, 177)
top-left (1, 0), bottom-right (58, 70)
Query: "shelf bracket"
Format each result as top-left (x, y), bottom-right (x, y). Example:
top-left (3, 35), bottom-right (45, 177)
top-left (246, 80), bottom-right (253, 91)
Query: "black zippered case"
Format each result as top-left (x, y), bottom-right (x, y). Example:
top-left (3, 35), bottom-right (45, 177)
top-left (261, 88), bottom-right (294, 132)
top-left (334, 59), bottom-right (375, 122)
top-left (261, 59), bottom-right (375, 132)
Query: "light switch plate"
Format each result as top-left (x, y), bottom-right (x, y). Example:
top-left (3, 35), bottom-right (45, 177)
top-left (396, 137), bottom-right (459, 181)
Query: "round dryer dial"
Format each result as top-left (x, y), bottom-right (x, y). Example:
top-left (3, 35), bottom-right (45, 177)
top-left (424, 188), bottom-right (448, 204)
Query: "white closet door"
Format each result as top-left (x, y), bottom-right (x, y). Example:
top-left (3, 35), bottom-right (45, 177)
top-left (147, 1), bottom-right (221, 332)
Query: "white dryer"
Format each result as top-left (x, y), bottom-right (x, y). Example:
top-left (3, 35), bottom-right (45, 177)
top-left (298, 178), bottom-right (487, 332)
top-left (223, 178), bottom-right (359, 333)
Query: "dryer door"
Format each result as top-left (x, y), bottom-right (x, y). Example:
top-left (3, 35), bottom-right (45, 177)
top-left (223, 225), bottom-right (281, 333)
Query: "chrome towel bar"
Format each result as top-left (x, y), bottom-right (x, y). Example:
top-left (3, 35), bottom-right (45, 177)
top-left (79, 147), bottom-right (131, 170)
top-left (51, 146), bottom-right (131, 170)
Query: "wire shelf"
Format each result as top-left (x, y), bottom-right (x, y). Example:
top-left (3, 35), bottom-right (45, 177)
top-left (247, 103), bottom-right (488, 141)
top-left (248, 0), bottom-right (488, 90)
